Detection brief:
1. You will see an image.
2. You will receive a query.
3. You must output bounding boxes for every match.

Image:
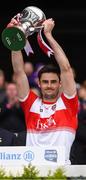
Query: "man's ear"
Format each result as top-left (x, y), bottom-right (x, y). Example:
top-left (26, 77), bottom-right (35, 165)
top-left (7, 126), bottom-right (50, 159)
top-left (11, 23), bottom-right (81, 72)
top-left (59, 81), bottom-right (63, 94)
top-left (37, 79), bottom-right (40, 88)
top-left (59, 81), bottom-right (62, 88)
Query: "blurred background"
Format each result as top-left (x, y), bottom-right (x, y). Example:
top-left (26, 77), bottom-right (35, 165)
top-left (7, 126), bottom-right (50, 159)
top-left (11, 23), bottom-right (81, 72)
top-left (0, 0), bottom-right (86, 83)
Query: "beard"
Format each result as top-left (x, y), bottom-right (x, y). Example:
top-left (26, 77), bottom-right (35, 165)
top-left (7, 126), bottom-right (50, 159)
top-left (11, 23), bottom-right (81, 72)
top-left (42, 89), bottom-right (59, 100)
top-left (44, 94), bottom-right (57, 100)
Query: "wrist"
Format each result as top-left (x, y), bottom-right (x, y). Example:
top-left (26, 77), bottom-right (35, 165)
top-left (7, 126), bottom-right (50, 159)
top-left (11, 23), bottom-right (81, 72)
top-left (44, 32), bottom-right (52, 39)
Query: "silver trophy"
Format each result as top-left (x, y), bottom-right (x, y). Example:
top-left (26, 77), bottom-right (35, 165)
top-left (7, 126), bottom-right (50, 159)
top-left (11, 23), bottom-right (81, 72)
top-left (1, 6), bottom-right (46, 51)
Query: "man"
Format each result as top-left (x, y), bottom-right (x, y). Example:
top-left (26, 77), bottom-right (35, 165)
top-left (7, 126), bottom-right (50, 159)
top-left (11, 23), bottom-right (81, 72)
top-left (0, 82), bottom-right (26, 146)
top-left (11, 18), bottom-right (78, 164)
top-left (0, 69), bottom-right (6, 103)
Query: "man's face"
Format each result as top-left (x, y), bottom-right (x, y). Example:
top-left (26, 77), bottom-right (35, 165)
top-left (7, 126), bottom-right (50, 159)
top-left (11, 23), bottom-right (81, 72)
top-left (0, 74), bottom-right (5, 88)
top-left (39, 73), bottom-right (60, 101)
top-left (6, 83), bottom-right (18, 100)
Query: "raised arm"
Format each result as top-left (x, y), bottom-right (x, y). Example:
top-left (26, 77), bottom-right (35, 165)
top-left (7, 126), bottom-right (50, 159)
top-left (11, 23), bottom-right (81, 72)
top-left (43, 19), bottom-right (76, 96)
top-left (11, 51), bottom-right (30, 100)
top-left (8, 17), bottom-right (30, 100)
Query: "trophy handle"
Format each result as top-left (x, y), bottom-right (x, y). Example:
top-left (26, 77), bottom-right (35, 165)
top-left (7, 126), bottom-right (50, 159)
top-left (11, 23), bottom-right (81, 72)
top-left (34, 25), bottom-right (44, 31)
top-left (29, 25), bottom-right (44, 34)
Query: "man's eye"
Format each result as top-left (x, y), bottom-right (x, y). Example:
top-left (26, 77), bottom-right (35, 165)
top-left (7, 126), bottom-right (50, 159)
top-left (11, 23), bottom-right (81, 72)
top-left (51, 81), bottom-right (57, 83)
top-left (43, 81), bottom-right (48, 83)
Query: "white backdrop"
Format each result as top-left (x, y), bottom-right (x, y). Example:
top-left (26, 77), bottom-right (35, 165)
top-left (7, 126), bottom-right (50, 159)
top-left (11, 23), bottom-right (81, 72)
top-left (0, 146), bottom-right (86, 177)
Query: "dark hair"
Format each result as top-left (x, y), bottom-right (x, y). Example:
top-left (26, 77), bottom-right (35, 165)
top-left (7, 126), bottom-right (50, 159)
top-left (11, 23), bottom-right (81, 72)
top-left (38, 64), bottom-right (60, 81)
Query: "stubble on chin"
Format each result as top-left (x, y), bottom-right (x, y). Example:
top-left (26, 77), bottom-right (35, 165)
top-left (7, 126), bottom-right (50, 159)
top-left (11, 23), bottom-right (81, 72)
top-left (43, 93), bottom-right (58, 100)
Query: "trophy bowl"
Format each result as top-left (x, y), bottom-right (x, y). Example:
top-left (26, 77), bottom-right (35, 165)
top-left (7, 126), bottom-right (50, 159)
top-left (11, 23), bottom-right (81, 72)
top-left (1, 6), bottom-right (46, 51)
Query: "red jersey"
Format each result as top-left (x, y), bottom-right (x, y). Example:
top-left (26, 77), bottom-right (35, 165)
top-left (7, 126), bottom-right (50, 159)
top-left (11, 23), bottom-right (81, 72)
top-left (20, 91), bottom-right (78, 164)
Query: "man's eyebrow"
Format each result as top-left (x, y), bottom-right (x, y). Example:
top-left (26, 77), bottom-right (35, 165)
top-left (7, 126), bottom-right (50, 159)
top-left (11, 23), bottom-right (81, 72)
top-left (51, 80), bottom-right (58, 82)
top-left (42, 80), bottom-right (48, 82)
top-left (41, 79), bottom-right (59, 82)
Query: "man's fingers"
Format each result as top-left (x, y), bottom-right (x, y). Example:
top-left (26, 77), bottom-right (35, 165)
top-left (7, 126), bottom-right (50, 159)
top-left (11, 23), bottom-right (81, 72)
top-left (11, 18), bottom-right (18, 25)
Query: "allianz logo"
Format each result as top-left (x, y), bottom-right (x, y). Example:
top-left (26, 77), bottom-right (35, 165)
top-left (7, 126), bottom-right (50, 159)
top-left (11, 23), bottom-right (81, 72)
top-left (23, 151), bottom-right (34, 162)
top-left (0, 151), bottom-right (34, 162)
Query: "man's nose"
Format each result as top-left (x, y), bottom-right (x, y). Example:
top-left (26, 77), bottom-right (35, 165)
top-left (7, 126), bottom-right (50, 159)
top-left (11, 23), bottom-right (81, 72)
top-left (47, 82), bottom-right (52, 87)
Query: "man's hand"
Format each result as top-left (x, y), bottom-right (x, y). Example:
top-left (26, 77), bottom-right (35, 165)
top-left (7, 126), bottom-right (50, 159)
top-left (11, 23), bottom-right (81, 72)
top-left (42, 18), bottom-right (55, 36)
top-left (7, 14), bottom-right (21, 28)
